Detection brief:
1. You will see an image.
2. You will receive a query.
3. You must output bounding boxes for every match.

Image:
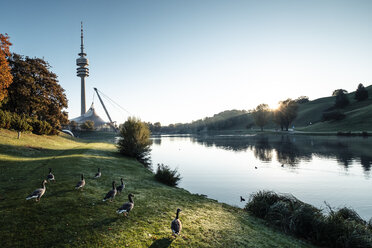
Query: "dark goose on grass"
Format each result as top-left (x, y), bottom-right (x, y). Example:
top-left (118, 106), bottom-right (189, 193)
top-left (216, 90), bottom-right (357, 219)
top-left (75, 174), bottom-right (85, 190)
top-left (46, 168), bottom-right (55, 181)
top-left (26, 180), bottom-right (47, 201)
top-left (103, 181), bottom-right (117, 202)
top-left (116, 178), bottom-right (125, 194)
top-left (94, 168), bottom-right (101, 178)
top-left (171, 208), bottom-right (182, 236)
top-left (117, 193), bottom-right (134, 216)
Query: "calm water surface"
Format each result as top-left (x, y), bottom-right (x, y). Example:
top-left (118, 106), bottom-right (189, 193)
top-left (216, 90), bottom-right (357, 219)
top-left (151, 134), bottom-right (372, 220)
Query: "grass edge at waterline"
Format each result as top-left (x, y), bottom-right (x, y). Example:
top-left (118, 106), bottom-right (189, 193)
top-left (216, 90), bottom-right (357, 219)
top-left (245, 190), bottom-right (372, 248)
top-left (0, 129), bottom-right (314, 247)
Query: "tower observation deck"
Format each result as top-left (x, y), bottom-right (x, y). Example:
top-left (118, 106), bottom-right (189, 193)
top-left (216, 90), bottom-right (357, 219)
top-left (76, 22), bottom-right (89, 115)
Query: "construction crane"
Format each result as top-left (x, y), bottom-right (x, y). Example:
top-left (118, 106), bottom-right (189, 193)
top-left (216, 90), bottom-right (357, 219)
top-left (94, 87), bottom-right (118, 132)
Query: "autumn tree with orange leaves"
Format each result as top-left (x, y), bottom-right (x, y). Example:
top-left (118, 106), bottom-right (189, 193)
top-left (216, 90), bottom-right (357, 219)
top-left (0, 33), bottom-right (13, 103)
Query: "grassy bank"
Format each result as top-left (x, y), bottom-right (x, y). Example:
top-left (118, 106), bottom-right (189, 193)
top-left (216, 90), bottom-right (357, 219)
top-left (0, 129), bottom-right (314, 247)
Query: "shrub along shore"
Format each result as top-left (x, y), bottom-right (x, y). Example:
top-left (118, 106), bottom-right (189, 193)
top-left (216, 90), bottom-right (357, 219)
top-left (246, 191), bottom-right (372, 248)
top-left (0, 129), bottom-right (314, 248)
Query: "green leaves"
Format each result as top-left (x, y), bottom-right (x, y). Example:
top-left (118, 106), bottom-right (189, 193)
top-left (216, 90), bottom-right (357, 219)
top-left (117, 117), bottom-right (152, 167)
top-left (3, 53), bottom-right (68, 132)
top-left (252, 104), bottom-right (271, 131)
top-left (273, 99), bottom-right (299, 131)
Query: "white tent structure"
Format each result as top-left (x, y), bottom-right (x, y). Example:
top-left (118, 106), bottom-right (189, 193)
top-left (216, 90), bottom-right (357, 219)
top-left (70, 103), bottom-right (108, 129)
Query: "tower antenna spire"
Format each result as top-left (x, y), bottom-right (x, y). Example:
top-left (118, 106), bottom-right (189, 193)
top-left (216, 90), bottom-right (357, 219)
top-left (80, 21), bottom-right (84, 54)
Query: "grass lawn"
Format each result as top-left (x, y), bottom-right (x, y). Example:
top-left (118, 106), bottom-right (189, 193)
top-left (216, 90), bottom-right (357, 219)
top-left (0, 129), bottom-right (314, 247)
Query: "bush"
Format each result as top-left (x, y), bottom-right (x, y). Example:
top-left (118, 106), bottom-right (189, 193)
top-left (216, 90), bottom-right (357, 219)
top-left (11, 113), bottom-right (32, 133)
top-left (289, 204), bottom-right (322, 240)
top-left (323, 110), bottom-right (346, 121)
top-left (318, 210), bottom-right (372, 248)
top-left (29, 118), bottom-right (53, 135)
top-left (334, 207), bottom-right (366, 225)
top-left (80, 120), bottom-right (95, 131)
top-left (69, 120), bottom-right (78, 131)
top-left (117, 117), bottom-right (152, 167)
top-left (0, 109), bottom-right (12, 129)
top-left (295, 96), bottom-right (310, 104)
top-left (245, 191), bottom-right (372, 248)
top-left (154, 163), bottom-right (181, 187)
top-left (334, 90), bottom-right (350, 108)
top-left (266, 201), bottom-right (292, 232)
top-left (0, 109), bottom-right (55, 135)
top-left (355, 83), bottom-right (368, 101)
top-left (245, 191), bottom-right (288, 218)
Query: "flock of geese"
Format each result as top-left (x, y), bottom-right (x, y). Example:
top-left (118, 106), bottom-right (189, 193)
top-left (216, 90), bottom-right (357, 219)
top-left (25, 168), bottom-right (183, 236)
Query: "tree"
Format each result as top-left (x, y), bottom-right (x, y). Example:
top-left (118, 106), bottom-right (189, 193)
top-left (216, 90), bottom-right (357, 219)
top-left (252, 104), bottom-right (271, 131)
top-left (69, 120), bottom-right (78, 131)
top-left (273, 99), bottom-right (298, 131)
top-left (0, 33), bottom-right (13, 103)
top-left (273, 109), bottom-right (285, 131)
top-left (333, 89), bottom-right (349, 108)
top-left (332, 89), bottom-right (348, 96)
top-left (295, 96), bottom-right (309, 104)
top-left (117, 117), bottom-right (152, 167)
top-left (3, 54), bottom-right (68, 132)
top-left (80, 120), bottom-right (95, 131)
top-left (11, 113), bottom-right (32, 139)
top-left (355, 83), bottom-right (368, 101)
top-left (153, 122), bottom-right (161, 132)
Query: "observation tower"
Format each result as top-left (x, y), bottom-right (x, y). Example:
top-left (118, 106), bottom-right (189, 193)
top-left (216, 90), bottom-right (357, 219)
top-left (76, 22), bottom-right (89, 115)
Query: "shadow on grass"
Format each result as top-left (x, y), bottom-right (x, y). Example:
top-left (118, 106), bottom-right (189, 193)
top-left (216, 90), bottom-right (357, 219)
top-left (50, 189), bottom-right (74, 198)
top-left (0, 143), bottom-right (115, 158)
top-left (92, 217), bottom-right (118, 229)
top-left (148, 238), bottom-right (173, 248)
top-left (73, 131), bottom-right (117, 144)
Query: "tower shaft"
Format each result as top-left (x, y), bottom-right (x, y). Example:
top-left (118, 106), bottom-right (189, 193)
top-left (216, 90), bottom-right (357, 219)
top-left (76, 21), bottom-right (89, 115)
top-left (81, 77), bottom-right (86, 115)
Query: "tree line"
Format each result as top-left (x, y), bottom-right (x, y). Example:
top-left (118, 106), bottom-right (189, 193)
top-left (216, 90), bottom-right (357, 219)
top-left (152, 82), bottom-right (369, 133)
top-left (0, 34), bottom-right (68, 136)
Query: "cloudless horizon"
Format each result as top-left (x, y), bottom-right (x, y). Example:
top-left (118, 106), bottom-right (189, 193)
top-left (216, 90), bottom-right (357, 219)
top-left (1, 0), bottom-right (372, 125)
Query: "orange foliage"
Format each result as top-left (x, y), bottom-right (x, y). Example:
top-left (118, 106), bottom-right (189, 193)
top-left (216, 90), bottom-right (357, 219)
top-left (0, 33), bottom-right (13, 102)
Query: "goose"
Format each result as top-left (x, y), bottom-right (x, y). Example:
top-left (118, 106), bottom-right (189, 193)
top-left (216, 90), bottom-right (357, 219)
top-left (116, 178), bottom-right (125, 194)
top-left (75, 174), bottom-right (85, 190)
top-left (26, 180), bottom-right (47, 201)
top-left (94, 168), bottom-right (101, 178)
top-left (240, 196), bottom-right (246, 202)
top-left (103, 181), bottom-right (117, 202)
top-left (46, 168), bottom-right (55, 182)
top-left (171, 208), bottom-right (182, 236)
top-left (117, 193), bottom-right (134, 216)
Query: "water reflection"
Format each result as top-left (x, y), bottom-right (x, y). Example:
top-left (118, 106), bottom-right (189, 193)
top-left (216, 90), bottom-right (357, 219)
top-left (183, 134), bottom-right (371, 175)
top-left (152, 138), bottom-right (162, 145)
top-left (151, 134), bottom-right (372, 219)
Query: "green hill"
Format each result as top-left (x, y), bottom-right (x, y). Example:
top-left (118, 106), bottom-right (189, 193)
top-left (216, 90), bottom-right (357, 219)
top-left (0, 129), bottom-right (312, 247)
top-left (164, 85), bottom-right (372, 133)
top-left (295, 85), bottom-right (372, 132)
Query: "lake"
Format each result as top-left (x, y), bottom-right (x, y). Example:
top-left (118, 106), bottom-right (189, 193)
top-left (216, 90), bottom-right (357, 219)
top-left (150, 134), bottom-right (372, 220)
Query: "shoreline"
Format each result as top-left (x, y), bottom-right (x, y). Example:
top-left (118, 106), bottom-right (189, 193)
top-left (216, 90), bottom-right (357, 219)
top-left (0, 129), bottom-right (314, 247)
top-left (154, 129), bottom-right (371, 137)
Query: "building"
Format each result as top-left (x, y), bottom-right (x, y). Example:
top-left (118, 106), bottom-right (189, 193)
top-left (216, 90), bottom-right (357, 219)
top-left (70, 22), bottom-right (109, 130)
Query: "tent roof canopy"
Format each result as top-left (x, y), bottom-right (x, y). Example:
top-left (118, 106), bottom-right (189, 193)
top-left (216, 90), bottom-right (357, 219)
top-left (70, 103), bottom-right (107, 127)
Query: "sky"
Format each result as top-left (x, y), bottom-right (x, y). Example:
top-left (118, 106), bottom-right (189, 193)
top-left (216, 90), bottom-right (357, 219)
top-left (1, 0), bottom-right (372, 125)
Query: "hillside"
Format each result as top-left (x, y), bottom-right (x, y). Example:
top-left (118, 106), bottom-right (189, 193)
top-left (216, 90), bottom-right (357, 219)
top-left (163, 85), bottom-right (372, 133)
top-left (0, 129), bottom-right (313, 247)
top-left (296, 85), bottom-right (372, 132)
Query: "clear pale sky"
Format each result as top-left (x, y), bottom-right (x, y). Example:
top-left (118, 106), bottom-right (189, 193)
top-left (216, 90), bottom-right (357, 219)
top-left (1, 0), bottom-right (372, 125)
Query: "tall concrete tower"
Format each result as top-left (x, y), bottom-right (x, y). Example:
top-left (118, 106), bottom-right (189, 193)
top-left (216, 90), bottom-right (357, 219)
top-left (76, 22), bottom-right (89, 115)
